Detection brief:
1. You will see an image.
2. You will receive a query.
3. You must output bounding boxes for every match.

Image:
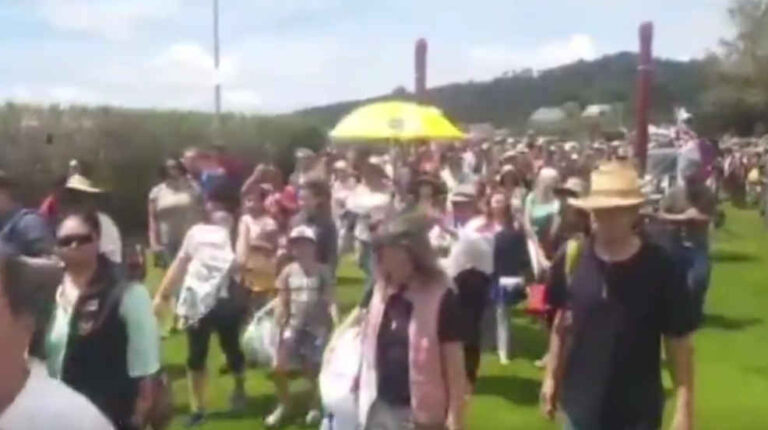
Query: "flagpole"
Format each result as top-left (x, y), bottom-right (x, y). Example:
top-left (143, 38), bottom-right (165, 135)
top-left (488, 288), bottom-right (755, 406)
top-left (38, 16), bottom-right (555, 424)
top-left (213, 0), bottom-right (222, 138)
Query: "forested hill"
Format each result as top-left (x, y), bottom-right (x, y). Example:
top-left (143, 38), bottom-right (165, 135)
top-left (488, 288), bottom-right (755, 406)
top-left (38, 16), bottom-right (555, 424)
top-left (293, 52), bottom-right (710, 130)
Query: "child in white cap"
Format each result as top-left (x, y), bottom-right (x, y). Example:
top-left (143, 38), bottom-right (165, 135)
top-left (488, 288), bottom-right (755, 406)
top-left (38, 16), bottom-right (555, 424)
top-left (267, 225), bottom-right (339, 427)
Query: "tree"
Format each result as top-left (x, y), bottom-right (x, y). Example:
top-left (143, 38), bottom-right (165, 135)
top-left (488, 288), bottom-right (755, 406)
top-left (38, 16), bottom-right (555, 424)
top-left (700, 0), bottom-right (768, 134)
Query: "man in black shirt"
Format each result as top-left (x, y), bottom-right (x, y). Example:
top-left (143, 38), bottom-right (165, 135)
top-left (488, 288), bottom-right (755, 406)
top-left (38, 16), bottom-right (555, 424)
top-left (542, 162), bottom-right (696, 430)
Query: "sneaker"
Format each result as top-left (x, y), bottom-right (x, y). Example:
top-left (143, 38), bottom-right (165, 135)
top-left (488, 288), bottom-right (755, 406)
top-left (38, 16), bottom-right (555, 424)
top-left (185, 411), bottom-right (205, 428)
top-left (230, 390), bottom-right (247, 412)
top-left (305, 409), bottom-right (322, 426)
top-left (265, 404), bottom-right (287, 428)
top-left (499, 356), bottom-right (510, 366)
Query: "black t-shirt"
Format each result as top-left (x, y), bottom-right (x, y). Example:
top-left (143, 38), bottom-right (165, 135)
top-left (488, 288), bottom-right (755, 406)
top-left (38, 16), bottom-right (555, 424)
top-left (492, 227), bottom-right (530, 279)
top-left (547, 239), bottom-right (697, 429)
top-left (376, 288), bottom-right (463, 406)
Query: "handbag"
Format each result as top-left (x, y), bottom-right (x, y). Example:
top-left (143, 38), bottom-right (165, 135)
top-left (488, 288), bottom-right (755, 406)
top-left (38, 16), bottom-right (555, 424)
top-left (320, 311), bottom-right (364, 430)
top-left (241, 299), bottom-right (279, 366)
top-left (525, 283), bottom-right (548, 315)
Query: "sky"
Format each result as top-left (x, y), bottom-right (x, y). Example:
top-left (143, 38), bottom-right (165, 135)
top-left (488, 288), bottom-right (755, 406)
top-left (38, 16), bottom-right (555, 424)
top-left (0, 0), bottom-right (733, 113)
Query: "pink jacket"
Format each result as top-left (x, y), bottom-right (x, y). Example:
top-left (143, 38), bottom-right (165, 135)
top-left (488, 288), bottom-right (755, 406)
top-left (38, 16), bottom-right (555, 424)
top-left (358, 276), bottom-right (466, 426)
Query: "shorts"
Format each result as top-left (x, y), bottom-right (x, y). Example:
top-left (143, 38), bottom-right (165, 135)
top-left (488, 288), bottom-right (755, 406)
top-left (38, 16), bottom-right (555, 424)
top-left (275, 326), bottom-right (329, 373)
top-left (240, 249), bottom-right (277, 293)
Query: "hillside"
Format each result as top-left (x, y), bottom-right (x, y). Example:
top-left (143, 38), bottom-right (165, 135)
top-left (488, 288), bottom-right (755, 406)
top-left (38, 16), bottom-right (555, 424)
top-left (294, 52), bottom-right (710, 131)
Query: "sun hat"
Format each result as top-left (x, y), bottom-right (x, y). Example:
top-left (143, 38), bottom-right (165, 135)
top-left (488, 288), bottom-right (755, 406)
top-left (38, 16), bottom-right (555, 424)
top-left (371, 211), bottom-right (431, 249)
top-left (501, 150), bottom-right (517, 161)
top-left (367, 155), bottom-right (391, 178)
top-left (65, 174), bottom-right (104, 194)
top-left (496, 164), bottom-right (517, 182)
top-left (295, 147), bottom-right (315, 159)
top-left (449, 183), bottom-right (476, 203)
top-left (333, 159), bottom-right (350, 171)
top-left (555, 177), bottom-right (588, 198)
top-left (569, 161), bottom-right (645, 210)
top-left (289, 225), bottom-right (317, 243)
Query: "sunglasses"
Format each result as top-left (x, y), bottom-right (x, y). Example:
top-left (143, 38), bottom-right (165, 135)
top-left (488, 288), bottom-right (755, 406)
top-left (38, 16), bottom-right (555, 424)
top-left (56, 234), bottom-right (95, 248)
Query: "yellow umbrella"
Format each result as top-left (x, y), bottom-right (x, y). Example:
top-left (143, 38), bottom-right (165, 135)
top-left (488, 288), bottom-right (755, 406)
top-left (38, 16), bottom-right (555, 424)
top-left (329, 100), bottom-right (465, 141)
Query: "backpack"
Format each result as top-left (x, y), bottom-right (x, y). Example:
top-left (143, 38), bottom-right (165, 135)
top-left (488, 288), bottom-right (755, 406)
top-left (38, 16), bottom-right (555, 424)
top-left (0, 209), bottom-right (42, 255)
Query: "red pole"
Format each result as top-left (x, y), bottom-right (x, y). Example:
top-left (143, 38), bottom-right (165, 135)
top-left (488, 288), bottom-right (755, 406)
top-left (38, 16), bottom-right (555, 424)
top-left (635, 22), bottom-right (653, 174)
top-left (415, 38), bottom-right (428, 102)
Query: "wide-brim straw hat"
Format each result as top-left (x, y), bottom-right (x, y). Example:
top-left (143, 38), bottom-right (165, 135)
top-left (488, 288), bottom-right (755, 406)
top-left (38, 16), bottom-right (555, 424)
top-left (569, 161), bottom-right (645, 210)
top-left (556, 177), bottom-right (588, 198)
top-left (65, 174), bottom-right (104, 194)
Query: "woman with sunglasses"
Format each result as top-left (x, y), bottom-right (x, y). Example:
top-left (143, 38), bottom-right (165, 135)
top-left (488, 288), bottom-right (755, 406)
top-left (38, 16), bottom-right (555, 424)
top-left (45, 210), bottom-right (161, 430)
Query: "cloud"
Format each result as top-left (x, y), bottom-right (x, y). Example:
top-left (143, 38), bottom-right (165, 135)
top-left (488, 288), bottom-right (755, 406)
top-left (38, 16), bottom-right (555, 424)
top-left (35, 0), bottom-right (181, 40)
top-left (6, 84), bottom-right (105, 106)
top-left (469, 34), bottom-right (599, 75)
top-left (149, 43), bottom-right (238, 87)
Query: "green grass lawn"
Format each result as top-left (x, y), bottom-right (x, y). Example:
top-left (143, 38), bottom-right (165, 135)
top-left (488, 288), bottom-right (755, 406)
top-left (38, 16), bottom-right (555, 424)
top-left (151, 206), bottom-right (768, 429)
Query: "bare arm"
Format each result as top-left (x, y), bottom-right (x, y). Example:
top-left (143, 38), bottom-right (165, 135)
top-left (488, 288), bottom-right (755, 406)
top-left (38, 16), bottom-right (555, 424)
top-left (147, 199), bottom-right (160, 250)
top-left (235, 217), bottom-right (249, 267)
top-left (441, 341), bottom-right (467, 430)
top-left (665, 335), bottom-right (694, 430)
top-left (241, 167), bottom-right (261, 196)
top-left (541, 309), bottom-right (572, 419)
top-left (152, 252), bottom-right (191, 315)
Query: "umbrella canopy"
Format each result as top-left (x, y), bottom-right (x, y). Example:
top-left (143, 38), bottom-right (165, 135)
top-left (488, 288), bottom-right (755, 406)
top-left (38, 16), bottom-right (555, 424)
top-left (329, 100), bottom-right (465, 141)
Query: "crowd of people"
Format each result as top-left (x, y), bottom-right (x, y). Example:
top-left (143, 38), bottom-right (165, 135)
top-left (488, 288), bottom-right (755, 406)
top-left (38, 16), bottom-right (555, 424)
top-left (2, 125), bottom-right (762, 429)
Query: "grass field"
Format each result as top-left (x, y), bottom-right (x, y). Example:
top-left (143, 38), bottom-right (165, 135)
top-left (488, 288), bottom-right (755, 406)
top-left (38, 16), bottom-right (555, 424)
top-left (152, 206), bottom-right (768, 429)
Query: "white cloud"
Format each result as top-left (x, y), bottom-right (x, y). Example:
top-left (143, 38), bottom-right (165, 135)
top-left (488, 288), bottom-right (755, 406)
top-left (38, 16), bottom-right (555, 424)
top-left (149, 43), bottom-right (238, 87)
top-left (224, 88), bottom-right (262, 110)
top-left (5, 84), bottom-right (105, 106)
top-left (469, 34), bottom-right (599, 75)
top-left (35, 0), bottom-right (181, 40)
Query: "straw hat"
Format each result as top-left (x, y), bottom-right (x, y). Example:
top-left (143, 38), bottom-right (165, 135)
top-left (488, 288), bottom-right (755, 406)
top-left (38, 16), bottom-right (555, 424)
top-left (65, 174), bottom-right (104, 194)
top-left (496, 164), bottom-right (517, 182)
top-left (569, 162), bottom-right (645, 210)
top-left (555, 177), bottom-right (588, 198)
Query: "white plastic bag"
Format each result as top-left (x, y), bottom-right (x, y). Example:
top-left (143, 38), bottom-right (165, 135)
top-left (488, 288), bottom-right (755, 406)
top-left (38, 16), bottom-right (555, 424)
top-left (241, 299), bottom-right (279, 366)
top-left (320, 312), bottom-right (364, 430)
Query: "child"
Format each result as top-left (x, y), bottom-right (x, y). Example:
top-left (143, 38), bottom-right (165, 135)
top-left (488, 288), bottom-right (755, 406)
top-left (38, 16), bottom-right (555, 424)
top-left (266, 225), bottom-right (339, 427)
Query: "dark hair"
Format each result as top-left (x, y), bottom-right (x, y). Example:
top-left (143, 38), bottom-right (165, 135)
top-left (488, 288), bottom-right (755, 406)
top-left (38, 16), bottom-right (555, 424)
top-left (301, 180), bottom-right (332, 218)
top-left (207, 182), bottom-right (240, 214)
top-left (58, 209), bottom-right (101, 237)
top-left (159, 158), bottom-right (187, 180)
top-left (0, 246), bottom-right (63, 330)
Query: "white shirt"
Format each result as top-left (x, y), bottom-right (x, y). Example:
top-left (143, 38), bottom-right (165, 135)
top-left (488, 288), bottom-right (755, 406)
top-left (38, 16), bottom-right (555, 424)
top-left (176, 224), bottom-right (235, 324)
top-left (97, 212), bottom-right (122, 263)
top-left (346, 185), bottom-right (392, 242)
top-left (0, 363), bottom-right (114, 429)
